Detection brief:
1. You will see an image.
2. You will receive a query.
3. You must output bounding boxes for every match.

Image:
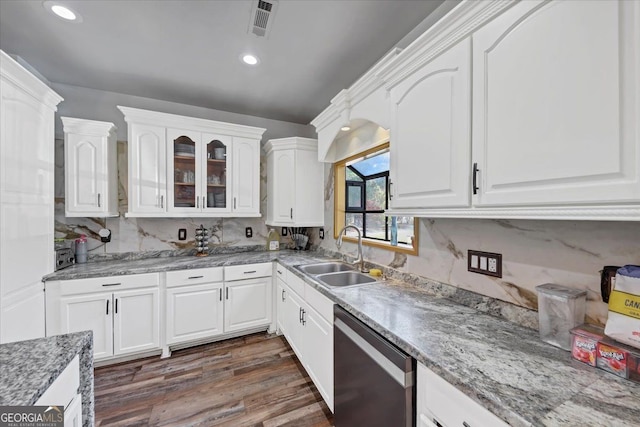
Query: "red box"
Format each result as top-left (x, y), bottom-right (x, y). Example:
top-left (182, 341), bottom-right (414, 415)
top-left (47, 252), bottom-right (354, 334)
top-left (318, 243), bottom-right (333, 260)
top-left (570, 324), bottom-right (604, 367)
top-left (596, 340), bottom-right (629, 378)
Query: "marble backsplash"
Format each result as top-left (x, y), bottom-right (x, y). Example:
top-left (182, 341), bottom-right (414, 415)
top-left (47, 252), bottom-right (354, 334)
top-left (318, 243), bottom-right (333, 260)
top-left (54, 139), bottom-right (316, 259)
top-left (320, 164), bottom-right (640, 327)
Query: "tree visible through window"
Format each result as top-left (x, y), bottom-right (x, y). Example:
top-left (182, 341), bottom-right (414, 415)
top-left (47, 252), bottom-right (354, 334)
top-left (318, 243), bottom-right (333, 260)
top-left (344, 149), bottom-right (413, 244)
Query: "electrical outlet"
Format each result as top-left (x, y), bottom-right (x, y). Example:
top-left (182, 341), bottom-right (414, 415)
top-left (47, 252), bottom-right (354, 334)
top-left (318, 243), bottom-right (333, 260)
top-left (178, 228), bottom-right (187, 240)
top-left (468, 250), bottom-right (502, 278)
top-left (319, 228), bottom-right (324, 239)
top-left (281, 227), bottom-right (287, 236)
top-left (245, 227), bottom-right (253, 238)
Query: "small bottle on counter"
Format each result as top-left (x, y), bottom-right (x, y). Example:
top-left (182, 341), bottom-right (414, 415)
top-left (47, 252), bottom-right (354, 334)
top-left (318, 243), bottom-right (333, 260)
top-left (390, 217), bottom-right (398, 246)
top-left (266, 228), bottom-right (280, 251)
top-left (75, 234), bottom-right (88, 264)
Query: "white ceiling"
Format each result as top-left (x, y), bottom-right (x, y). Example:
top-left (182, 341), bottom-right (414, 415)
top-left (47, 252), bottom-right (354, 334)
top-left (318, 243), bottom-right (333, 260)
top-left (0, 0), bottom-right (447, 124)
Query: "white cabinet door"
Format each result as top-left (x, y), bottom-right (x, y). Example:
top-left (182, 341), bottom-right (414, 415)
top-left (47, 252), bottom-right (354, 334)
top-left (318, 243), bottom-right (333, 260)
top-left (59, 293), bottom-right (113, 360)
top-left (269, 149), bottom-right (295, 224)
top-left (389, 38), bottom-right (471, 209)
top-left (166, 282), bottom-right (224, 345)
top-left (303, 306), bottom-right (334, 412)
top-left (224, 277), bottom-right (272, 333)
top-left (276, 278), bottom-right (288, 335)
top-left (62, 117), bottom-right (117, 217)
top-left (113, 288), bottom-right (160, 356)
top-left (472, 0), bottom-right (640, 206)
top-left (167, 128), bottom-right (201, 214)
top-left (231, 137), bottom-right (260, 214)
top-left (65, 133), bottom-right (104, 215)
top-left (283, 285), bottom-right (305, 360)
top-left (202, 134), bottom-right (232, 213)
top-left (129, 123), bottom-right (167, 214)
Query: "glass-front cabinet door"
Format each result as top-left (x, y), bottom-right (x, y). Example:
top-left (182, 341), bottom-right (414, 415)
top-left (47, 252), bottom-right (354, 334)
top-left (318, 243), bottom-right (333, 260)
top-left (202, 134), bottom-right (232, 213)
top-left (167, 128), bottom-right (201, 213)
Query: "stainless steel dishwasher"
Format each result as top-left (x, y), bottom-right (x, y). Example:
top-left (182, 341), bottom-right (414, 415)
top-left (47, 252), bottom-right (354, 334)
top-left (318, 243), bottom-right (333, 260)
top-left (334, 305), bottom-right (415, 427)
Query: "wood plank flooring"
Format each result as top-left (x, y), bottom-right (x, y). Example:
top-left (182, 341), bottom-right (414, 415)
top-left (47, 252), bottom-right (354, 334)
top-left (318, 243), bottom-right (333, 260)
top-left (94, 333), bottom-right (334, 427)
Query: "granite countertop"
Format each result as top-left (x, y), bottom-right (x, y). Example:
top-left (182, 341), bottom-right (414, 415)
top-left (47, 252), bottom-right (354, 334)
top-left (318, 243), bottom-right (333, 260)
top-left (0, 331), bottom-right (92, 406)
top-left (42, 251), bottom-right (640, 426)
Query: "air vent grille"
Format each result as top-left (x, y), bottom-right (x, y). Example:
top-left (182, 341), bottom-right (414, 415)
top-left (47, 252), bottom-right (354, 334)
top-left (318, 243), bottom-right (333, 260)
top-left (248, 0), bottom-right (278, 38)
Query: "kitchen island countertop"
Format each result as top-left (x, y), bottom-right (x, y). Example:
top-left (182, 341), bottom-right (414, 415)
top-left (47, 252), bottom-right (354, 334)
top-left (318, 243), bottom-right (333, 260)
top-left (0, 331), bottom-right (94, 427)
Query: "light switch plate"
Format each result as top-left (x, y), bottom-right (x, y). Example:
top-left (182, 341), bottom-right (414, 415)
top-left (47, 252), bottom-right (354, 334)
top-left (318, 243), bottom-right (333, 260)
top-left (468, 250), bottom-right (502, 278)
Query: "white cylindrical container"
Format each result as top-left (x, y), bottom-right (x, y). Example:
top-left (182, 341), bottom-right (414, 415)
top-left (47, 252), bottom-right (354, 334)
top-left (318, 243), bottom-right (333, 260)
top-left (75, 235), bottom-right (88, 264)
top-left (536, 283), bottom-right (587, 350)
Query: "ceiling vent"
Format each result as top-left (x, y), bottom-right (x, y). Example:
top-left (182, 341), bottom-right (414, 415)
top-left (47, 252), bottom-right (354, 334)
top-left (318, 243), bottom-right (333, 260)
top-left (248, 0), bottom-right (278, 38)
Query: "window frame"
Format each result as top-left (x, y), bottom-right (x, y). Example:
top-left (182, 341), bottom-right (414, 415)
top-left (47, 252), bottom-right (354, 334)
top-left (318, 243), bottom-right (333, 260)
top-left (334, 142), bottom-right (419, 255)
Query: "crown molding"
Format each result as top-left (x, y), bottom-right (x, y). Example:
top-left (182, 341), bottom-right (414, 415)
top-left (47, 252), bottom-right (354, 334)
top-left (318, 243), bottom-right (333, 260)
top-left (0, 50), bottom-right (63, 109)
top-left (117, 106), bottom-right (266, 139)
top-left (61, 117), bottom-right (116, 136)
top-left (264, 137), bottom-right (318, 154)
top-left (379, 0), bottom-right (516, 89)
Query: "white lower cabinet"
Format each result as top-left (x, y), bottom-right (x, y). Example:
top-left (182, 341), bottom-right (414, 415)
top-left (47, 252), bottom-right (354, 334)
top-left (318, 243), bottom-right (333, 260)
top-left (417, 363), bottom-right (508, 427)
top-left (165, 264), bottom-right (272, 348)
top-left (277, 270), bottom-right (334, 412)
top-left (36, 355), bottom-right (81, 427)
top-left (224, 277), bottom-right (272, 333)
top-left (46, 273), bottom-right (161, 362)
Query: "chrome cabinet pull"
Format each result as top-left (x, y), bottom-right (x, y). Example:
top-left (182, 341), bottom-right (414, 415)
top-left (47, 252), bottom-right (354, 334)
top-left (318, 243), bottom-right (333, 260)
top-left (290, 208), bottom-right (293, 219)
top-left (197, 197), bottom-right (199, 208)
top-left (160, 195), bottom-right (164, 208)
top-left (115, 298), bottom-right (118, 314)
top-left (281, 289), bottom-right (285, 302)
top-left (226, 287), bottom-right (229, 300)
top-left (299, 307), bottom-right (303, 323)
top-left (301, 309), bottom-right (306, 325)
top-left (98, 193), bottom-right (101, 207)
top-left (389, 180), bottom-right (393, 199)
top-left (102, 283), bottom-right (122, 287)
top-left (472, 163), bottom-right (480, 195)
top-left (277, 269), bottom-right (283, 275)
top-left (219, 288), bottom-right (222, 301)
top-left (234, 197), bottom-right (237, 209)
top-left (244, 270), bottom-right (257, 274)
top-left (106, 299), bottom-right (109, 315)
top-left (188, 275), bottom-right (204, 279)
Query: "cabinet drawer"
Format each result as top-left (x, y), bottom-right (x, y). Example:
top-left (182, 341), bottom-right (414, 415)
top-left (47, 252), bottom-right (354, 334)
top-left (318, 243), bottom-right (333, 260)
top-left (36, 355), bottom-right (79, 408)
top-left (166, 267), bottom-right (223, 287)
top-left (225, 263), bottom-right (272, 281)
top-left (274, 263), bottom-right (288, 283)
top-left (417, 363), bottom-right (508, 427)
top-left (59, 273), bottom-right (160, 296)
top-left (305, 284), bottom-right (333, 323)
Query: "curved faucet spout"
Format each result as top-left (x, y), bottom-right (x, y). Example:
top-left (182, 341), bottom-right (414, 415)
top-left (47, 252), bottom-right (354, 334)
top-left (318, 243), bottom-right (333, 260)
top-left (336, 225), bottom-right (369, 273)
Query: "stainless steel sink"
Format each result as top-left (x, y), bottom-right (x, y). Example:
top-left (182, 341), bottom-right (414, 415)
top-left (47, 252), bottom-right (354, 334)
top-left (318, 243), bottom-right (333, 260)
top-left (316, 271), bottom-right (376, 288)
top-left (298, 262), bottom-right (354, 275)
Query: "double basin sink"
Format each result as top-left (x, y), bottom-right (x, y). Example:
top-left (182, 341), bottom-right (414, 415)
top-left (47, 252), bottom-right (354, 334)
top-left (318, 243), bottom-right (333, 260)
top-left (297, 262), bottom-right (376, 288)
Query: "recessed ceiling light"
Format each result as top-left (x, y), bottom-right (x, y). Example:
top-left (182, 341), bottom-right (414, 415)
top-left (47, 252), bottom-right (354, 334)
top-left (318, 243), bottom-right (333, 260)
top-left (43, 2), bottom-right (82, 22)
top-left (242, 54), bottom-right (259, 66)
top-left (341, 126), bottom-right (351, 132)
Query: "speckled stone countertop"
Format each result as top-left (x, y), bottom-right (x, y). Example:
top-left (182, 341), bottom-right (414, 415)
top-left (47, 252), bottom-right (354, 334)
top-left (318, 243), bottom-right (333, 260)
top-left (42, 251), bottom-right (640, 426)
top-left (0, 331), bottom-right (94, 427)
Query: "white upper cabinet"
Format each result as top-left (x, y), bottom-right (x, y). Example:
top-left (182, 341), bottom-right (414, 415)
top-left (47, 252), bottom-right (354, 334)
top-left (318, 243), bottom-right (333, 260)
top-left (231, 137), bottom-right (260, 214)
top-left (62, 117), bottom-right (118, 217)
top-left (128, 122), bottom-right (167, 214)
top-left (472, 0), bottom-right (640, 209)
top-left (265, 137), bottom-right (324, 226)
top-left (388, 38), bottom-right (471, 209)
top-left (118, 106), bottom-right (265, 217)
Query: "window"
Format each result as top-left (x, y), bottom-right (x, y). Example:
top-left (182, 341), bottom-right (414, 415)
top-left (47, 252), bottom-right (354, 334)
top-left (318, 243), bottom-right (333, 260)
top-left (334, 143), bottom-right (418, 255)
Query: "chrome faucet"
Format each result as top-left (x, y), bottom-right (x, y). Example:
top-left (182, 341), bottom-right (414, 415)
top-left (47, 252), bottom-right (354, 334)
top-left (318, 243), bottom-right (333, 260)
top-left (336, 225), bottom-right (369, 273)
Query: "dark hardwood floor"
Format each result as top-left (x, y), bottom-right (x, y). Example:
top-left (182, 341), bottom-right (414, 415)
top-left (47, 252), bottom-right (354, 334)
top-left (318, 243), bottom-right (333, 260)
top-left (94, 333), bottom-right (334, 427)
